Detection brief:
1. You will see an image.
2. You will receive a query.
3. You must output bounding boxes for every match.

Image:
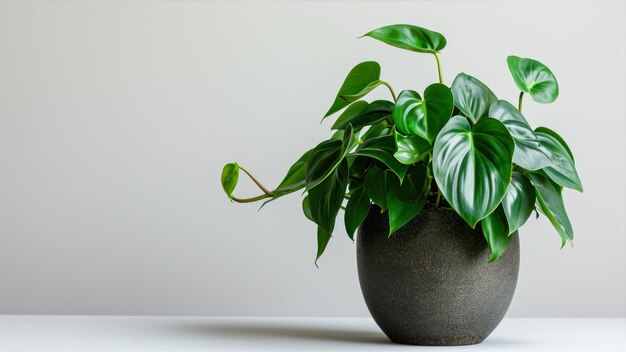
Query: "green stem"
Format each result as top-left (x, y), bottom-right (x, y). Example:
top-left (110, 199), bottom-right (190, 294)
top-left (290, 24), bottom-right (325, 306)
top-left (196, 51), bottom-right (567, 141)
top-left (433, 52), bottom-right (444, 84)
top-left (239, 166), bottom-right (274, 196)
top-left (518, 91), bottom-right (524, 113)
top-left (381, 81), bottom-right (397, 102)
top-left (435, 191), bottom-right (442, 208)
top-left (231, 194), bottom-right (270, 203)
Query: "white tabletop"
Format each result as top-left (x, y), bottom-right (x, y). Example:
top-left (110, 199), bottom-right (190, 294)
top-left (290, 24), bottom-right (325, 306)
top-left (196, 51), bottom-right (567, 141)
top-left (0, 316), bottom-right (624, 351)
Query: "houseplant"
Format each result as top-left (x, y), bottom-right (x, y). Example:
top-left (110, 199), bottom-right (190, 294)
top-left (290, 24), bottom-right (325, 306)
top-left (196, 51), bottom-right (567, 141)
top-left (220, 24), bottom-right (582, 345)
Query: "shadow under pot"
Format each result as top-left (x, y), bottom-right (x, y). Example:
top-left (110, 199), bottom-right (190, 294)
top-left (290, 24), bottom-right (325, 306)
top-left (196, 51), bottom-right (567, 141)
top-left (357, 206), bottom-right (519, 346)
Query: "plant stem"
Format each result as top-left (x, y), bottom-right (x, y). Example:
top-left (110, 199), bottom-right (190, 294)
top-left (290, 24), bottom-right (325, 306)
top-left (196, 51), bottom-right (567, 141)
top-left (381, 81), bottom-right (397, 102)
top-left (231, 194), bottom-right (270, 203)
top-left (433, 52), bottom-right (444, 84)
top-left (435, 191), bottom-right (442, 208)
top-left (518, 91), bottom-right (524, 112)
top-left (239, 166), bottom-right (274, 196)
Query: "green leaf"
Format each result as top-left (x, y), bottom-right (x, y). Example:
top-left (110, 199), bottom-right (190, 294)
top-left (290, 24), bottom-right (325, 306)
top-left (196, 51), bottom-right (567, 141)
top-left (507, 55), bottom-right (559, 103)
top-left (535, 127), bottom-right (583, 192)
top-left (315, 225), bottom-right (332, 264)
top-left (324, 61), bottom-right (381, 118)
top-left (363, 24), bottom-right (446, 54)
top-left (221, 163), bottom-right (239, 199)
top-left (274, 150), bottom-right (311, 194)
top-left (364, 166), bottom-right (387, 211)
top-left (392, 84), bottom-right (453, 143)
top-left (528, 172), bottom-right (574, 246)
top-left (302, 195), bottom-right (313, 222)
top-left (308, 160), bottom-right (349, 233)
top-left (502, 172), bottom-right (535, 234)
top-left (481, 206), bottom-right (512, 262)
top-left (489, 100), bottom-right (555, 170)
top-left (433, 116), bottom-right (514, 227)
top-left (305, 125), bottom-right (354, 191)
top-left (386, 168), bottom-right (427, 235)
top-left (332, 100), bottom-right (393, 130)
top-left (344, 186), bottom-right (370, 240)
top-left (393, 128), bottom-right (431, 165)
top-left (451, 73), bottom-right (497, 123)
top-left (352, 135), bottom-right (409, 181)
top-left (340, 80), bottom-right (387, 102)
top-left (359, 121), bottom-right (390, 142)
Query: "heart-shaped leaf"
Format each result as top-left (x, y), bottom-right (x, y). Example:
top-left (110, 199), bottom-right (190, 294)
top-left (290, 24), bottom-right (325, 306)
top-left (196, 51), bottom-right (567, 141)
top-left (363, 24), bottom-right (446, 54)
top-left (308, 159), bottom-right (349, 233)
top-left (481, 206), bottom-right (512, 262)
top-left (352, 135), bottom-right (409, 181)
top-left (451, 73), bottom-right (497, 123)
top-left (305, 125), bottom-right (354, 191)
top-left (433, 116), bottom-right (514, 227)
top-left (324, 61), bottom-right (381, 118)
top-left (507, 55), bottom-right (559, 103)
top-left (535, 127), bottom-right (583, 192)
top-left (364, 166), bottom-right (387, 211)
top-left (221, 163), bottom-right (239, 199)
top-left (332, 100), bottom-right (393, 130)
top-left (528, 172), bottom-right (573, 246)
top-left (392, 84), bottom-right (453, 143)
top-left (393, 128), bottom-right (431, 165)
top-left (344, 186), bottom-right (370, 240)
top-left (502, 172), bottom-right (535, 234)
top-left (489, 100), bottom-right (555, 170)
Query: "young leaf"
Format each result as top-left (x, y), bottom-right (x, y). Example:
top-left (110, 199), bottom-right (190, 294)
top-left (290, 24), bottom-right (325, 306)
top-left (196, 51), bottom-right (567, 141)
top-left (315, 226), bottom-right (332, 264)
top-left (502, 172), bottom-right (535, 234)
top-left (221, 163), bottom-right (239, 199)
top-left (352, 135), bottom-right (409, 181)
top-left (364, 166), bottom-right (387, 211)
top-left (535, 127), bottom-right (583, 192)
top-left (308, 160), bottom-right (349, 233)
top-left (362, 24), bottom-right (446, 54)
top-left (324, 61), bottom-right (381, 118)
top-left (451, 73), bottom-right (497, 123)
top-left (392, 84), bottom-right (453, 143)
top-left (433, 116), bottom-right (514, 227)
top-left (489, 100), bottom-right (555, 170)
top-left (393, 128), bottom-right (431, 165)
top-left (481, 206), bottom-right (512, 262)
top-left (332, 100), bottom-right (393, 130)
top-left (344, 186), bottom-right (371, 240)
top-left (528, 172), bottom-right (574, 246)
top-left (305, 125), bottom-right (354, 191)
top-left (507, 55), bottom-right (559, 103)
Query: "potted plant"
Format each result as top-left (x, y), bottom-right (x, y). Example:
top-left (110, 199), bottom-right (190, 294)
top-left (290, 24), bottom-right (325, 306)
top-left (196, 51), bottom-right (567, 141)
top-left (220, 24), bottom-right (582, 345)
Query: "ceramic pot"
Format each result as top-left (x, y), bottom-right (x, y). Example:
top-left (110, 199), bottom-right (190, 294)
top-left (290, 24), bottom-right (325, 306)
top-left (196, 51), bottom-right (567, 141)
top-left (357, 206), bottom-right (519, 345)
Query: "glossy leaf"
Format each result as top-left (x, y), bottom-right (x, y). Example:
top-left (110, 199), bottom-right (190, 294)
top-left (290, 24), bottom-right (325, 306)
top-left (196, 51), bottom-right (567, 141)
top-left (316, 226), bottom-right (332, 264)
top-left (392, 84), bottom-right (453, 143)
top-left (502, 172), bottom-right (535, 234)
top-left (221, 163), bottom-right (239, 199)
top-left (386, 167), bottom-right (427, 235)
top-left (274, 150), bottom-right (311, 193)
top-left (359, 121), bottom-right (390, 142)
top-left (332, 100), bottom-right (393, 130)
top-left (344, 186), bottom-right (370, 240)
top-left (489, 100), bottom-right (555, 170)
top-left (535, 127), bottom-right (583, 192)
top-left (433, 116), bottom-right (514, 227)
top-left (481, 206), bottom-right (512, 262)
top-left (528, 172), bottom-right (573, 246)
top-left (393, 128), bottom-right (431, 165)
top-left (352, 135), bottom-right (408, 181)
top-left (340, 80), bottom-right (386, 102)
top-left (451, 73), bottom-right (497, 123)
top-left (305, 125), bottom-right (354, 191)
top-left (308, 160), bottom-right (349, 232)
top-left (507, 55), bottom-right (559, 103)
top-left (363, 24), bottom-right (446, 54)
top-left (364, 167), bottom-right (387, 211)
top-left (302, 195), bottom-right (313, 222)
top-left (324, 61), bottom-right (381, 118)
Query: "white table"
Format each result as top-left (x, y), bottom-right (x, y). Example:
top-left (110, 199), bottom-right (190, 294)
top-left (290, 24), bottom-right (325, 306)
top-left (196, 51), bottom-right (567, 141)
top-left (0, 316), bottom-right (624, 351)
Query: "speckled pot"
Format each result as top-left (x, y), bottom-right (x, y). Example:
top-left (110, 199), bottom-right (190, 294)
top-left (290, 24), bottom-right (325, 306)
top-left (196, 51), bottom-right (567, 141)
top-left (357, 207), bottom-right (519, 346)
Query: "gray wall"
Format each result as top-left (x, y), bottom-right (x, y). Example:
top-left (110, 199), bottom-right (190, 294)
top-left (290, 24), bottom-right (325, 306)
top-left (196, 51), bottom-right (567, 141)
top-left (1, 0), bottom-right (625, 317)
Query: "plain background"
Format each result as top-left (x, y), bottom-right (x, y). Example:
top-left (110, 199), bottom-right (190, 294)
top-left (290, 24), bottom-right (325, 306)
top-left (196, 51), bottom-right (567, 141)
top-left (0, 0), bottom-right (625, 317)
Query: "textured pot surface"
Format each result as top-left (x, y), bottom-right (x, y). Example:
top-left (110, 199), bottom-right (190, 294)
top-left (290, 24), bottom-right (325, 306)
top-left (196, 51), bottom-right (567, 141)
top-left (357, 207), bottom-right (519, 346)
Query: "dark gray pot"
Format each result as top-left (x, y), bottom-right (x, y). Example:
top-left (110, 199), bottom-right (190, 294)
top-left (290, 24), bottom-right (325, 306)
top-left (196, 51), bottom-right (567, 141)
top-left (357, 207), bottom-right (519, 346)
